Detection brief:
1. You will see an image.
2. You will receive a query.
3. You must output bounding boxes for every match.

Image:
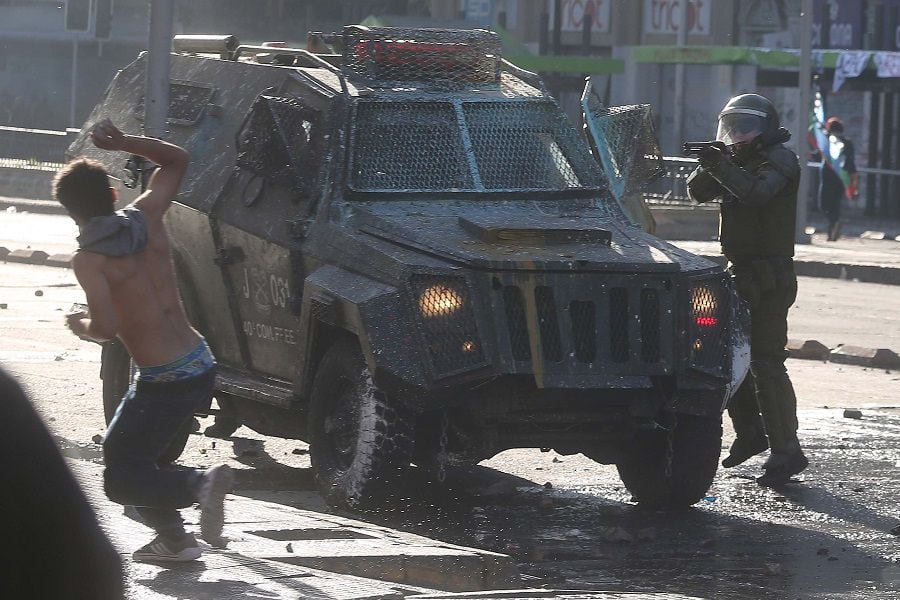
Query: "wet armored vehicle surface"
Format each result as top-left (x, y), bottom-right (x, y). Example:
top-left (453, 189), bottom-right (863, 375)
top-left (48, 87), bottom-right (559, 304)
top-left (70, 26), bottom-right (749, 509)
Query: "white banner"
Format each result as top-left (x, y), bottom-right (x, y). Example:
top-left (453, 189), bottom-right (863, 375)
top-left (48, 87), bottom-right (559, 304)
top-left (832, 51), bottom-right (871, 92)
top-left (875, 52), bottom-right (900, 78)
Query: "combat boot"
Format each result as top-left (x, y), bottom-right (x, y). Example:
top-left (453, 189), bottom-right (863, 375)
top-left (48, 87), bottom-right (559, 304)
top-left (721, 379), bottom-right (768, 468)
top-left (751, 360), bottom-right (807, 487)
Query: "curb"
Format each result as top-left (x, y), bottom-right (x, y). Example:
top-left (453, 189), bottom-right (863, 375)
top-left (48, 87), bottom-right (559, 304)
top-left (788, 339), bottom-right (900, 369)
top-left (0, 196), bottom-right (66, 215)
top-left (695, 253), bottom-right (900, 287)
top-left (2, 246), bottom-right (73, 268)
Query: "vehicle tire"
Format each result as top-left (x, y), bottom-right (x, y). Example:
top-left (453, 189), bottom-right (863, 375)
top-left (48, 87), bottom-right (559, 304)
top-left (308, 337), bottom-right (414, 509)
top-left (616, 413), bottom-right (722, 509)
top-left (100, 340), bottom-right (190, 464)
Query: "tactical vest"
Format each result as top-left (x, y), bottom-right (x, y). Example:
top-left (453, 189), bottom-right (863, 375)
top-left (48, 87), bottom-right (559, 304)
top-left (719, 145), bottom-right (799, 263)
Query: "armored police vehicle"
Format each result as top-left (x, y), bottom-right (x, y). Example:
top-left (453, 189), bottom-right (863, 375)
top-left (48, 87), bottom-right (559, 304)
top-left (70, 26), bottom-right (749, 509)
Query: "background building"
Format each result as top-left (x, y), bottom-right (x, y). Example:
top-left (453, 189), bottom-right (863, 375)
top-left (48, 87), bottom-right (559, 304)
top-left (1, 0), bottom-right (897, 217)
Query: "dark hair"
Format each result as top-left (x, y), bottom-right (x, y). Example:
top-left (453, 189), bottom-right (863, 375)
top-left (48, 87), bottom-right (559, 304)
top-left (826, 116), bottom-right (844, 134)
top-left (53, 158), bottom-right (115, 221)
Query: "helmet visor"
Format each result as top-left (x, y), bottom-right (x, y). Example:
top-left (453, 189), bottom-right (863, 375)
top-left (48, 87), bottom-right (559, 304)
top-left (716, 111), bottom-right (765, 146)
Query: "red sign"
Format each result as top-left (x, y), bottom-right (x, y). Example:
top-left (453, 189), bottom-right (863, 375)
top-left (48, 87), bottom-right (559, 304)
top-left (643, 0), bottom-right (711, 36)
top-left (550, 0), bottom-right (612, 34)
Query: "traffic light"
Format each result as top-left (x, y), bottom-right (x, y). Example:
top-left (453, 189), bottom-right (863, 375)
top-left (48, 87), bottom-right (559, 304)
top-left (65, 0), bottom-right (91, 32)
top-left (95, 0), bottom-right (113, 40)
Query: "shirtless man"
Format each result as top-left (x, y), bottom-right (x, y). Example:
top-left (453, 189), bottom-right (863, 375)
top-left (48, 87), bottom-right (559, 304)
top-left (56, 119), bottom-right (233, 563)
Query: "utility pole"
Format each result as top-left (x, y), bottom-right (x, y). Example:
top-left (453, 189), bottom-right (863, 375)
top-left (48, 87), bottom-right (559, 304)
top-left (795, 0), bottom-right (813, 243)
top-left (70, 33), bottom-right (79, 127)
top-left (145, 0), bottom-right (174, 139)
top-left (673, 0), bottom-right (689, 154)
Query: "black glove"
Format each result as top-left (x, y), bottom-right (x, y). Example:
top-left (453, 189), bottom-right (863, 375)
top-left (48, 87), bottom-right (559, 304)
top-left (697, 145), bottom-right (725, 169)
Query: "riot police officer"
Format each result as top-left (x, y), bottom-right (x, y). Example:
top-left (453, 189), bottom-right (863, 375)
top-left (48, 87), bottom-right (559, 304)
top-left (686, 93), bottom-right (808, 487)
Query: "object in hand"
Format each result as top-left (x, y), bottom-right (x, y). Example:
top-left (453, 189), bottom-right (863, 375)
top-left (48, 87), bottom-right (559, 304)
top-left (683, 140), bottom-right (728, 169)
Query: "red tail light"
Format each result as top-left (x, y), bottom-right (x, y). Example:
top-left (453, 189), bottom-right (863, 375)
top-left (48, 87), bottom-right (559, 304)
top-left (695, 316), bottom-right (718, 328)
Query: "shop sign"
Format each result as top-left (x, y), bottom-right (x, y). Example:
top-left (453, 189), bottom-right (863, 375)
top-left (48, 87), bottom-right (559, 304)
top-left (642, 0), bottom-right (712, 36)
top-left (548, 0), bottom-right (612, 33)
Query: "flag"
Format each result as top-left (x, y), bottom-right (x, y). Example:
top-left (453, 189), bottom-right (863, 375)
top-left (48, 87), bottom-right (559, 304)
top-left (808, 84), bottom-right (855, 199)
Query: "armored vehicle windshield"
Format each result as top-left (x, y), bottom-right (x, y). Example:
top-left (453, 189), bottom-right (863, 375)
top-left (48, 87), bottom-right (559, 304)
top-left (349, 99), bottom-right (607, 195)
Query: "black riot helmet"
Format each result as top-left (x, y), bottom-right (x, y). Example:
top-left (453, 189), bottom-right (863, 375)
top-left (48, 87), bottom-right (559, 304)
top-left (715, 93), bottom-right (779, 148)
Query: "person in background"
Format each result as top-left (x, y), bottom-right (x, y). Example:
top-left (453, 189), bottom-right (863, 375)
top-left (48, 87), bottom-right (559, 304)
top-left (54, 119), bottom-right (233, 563)
top-left (818, 117), bottom-right (858, 242)
top-left (0, 366), bottom-right (124, 599)
top-left (686, 93), bottom-right (808, 487)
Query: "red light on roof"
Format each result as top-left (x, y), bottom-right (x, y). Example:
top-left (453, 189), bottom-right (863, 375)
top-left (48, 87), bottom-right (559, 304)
top-left (695, 316), bottom-right (718, 328)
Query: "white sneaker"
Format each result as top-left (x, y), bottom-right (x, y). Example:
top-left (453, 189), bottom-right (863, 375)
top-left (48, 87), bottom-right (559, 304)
top-left (197, 464), bottom-right (234, 545)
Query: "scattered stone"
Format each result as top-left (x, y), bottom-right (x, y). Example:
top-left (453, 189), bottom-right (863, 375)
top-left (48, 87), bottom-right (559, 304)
top-left (291, 447), bottom-right (308, 455)
top-left (543, 481), bottom-right (553, 489)
top-left (0, 304), bottom-right (6, 309)
top-left (843, 409), bottom-right (863, 419)
top-left (34, 290), bottom-right (43, 297)
top-left (786, 339), bottom-right (830, 361)
top-left (480, 479), bottom-right (518, 496)
top-left (286, 542), bottom-right (293, 553)
top-left (199, 448), bottom-right (207, 454)
top-left (552, 456), bottom-right (562, 463)
top-left (599, 526), bottom-right (634, 543)
top-left (91, 434), bottom-right (103, 444)
top-left (828, 556), bottom-right (839, 561)
top-left (211, 441), bottom-right (216, 449)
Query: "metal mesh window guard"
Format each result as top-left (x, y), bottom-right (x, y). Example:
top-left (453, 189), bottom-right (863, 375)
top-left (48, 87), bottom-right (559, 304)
top-left (236, 95), bottom-right (317, 193)
top-left (351, 100), bottom-right (603, 193)
top-left (341, 26), bottom-right (501, 87)
top-left (352, 102), bottom-right (473, 191)
top-left (464, 102), bottom-right (601, 191)
top-left (583, 99), bottom-right (664, 200)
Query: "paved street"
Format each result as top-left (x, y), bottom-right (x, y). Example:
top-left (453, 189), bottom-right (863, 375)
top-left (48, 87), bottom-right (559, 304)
top-left (1, 258), bottom-right (899, 599)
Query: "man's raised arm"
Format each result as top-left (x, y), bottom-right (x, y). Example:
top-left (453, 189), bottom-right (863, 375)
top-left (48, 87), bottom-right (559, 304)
top-left (90, 118), bottom-right (188, 219)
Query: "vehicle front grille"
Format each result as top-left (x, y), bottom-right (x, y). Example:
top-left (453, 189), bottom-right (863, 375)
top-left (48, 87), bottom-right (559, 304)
top-left (498, 278), bottom-right (673, 379)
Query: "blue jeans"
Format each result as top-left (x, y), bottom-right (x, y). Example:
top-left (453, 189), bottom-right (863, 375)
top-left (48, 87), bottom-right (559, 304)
top-left (102, 368), bottom-right (215, 540)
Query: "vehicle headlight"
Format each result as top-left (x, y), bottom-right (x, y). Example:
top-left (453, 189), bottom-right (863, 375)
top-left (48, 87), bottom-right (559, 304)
top-left (418, 284), bottom-right (464, 318)
top-left (410, 274), bottom-right (485, 377)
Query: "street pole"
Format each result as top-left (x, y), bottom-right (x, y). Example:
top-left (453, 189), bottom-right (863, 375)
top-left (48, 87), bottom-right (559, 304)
top-left (673, 0), bottom-right (689, 154)
top-left (795, 0), bottom-right (813, 243)
top-left (145, 0), bottom-right (174, 139)
top-left (69, 33), bottom-right (79, 128)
